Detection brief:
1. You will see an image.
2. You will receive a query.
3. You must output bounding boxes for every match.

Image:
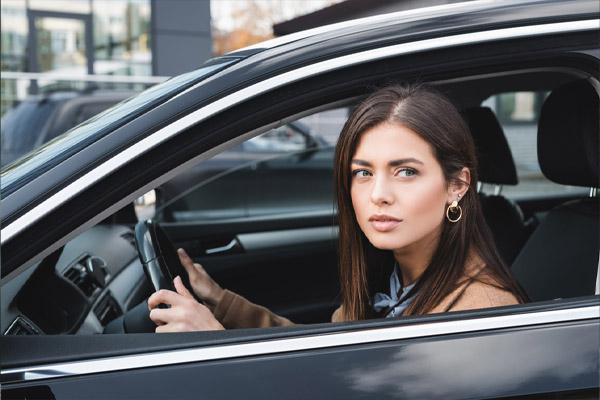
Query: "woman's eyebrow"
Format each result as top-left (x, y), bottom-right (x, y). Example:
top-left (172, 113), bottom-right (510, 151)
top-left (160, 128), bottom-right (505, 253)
top-left (389, 158), bottom-right (424, 166)
top-left (352, 158), bottom-right (424, 167)
top-left (351, 159), bottom-right (372, 167)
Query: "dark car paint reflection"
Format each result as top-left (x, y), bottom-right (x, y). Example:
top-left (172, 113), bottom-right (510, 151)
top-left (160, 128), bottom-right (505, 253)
top-left (340, 323), bottom-right (599, 399)
top-left (31, 321), bottom-right (598, 400)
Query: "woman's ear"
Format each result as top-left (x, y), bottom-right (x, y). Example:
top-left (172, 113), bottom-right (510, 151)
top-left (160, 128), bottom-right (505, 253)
top-left (447, 167), bottom-right (471, 203)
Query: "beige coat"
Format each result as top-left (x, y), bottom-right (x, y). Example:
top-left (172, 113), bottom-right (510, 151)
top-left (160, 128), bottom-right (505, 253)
top-left (213, 258), bottom-right (520, 329)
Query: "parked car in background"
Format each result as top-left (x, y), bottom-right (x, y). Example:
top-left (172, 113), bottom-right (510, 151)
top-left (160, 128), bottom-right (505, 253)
top-left (0, 89), bottom-right (138, 167)
top-left (1, 0), bottom-right (598, 398)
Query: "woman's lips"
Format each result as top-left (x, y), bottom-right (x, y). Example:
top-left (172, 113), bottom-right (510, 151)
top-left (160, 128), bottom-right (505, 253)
top-left (369, 214), bottom-right (402, 232)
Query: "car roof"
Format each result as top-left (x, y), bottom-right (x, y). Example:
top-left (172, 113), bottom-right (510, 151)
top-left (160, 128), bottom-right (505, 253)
top-left (232, 0), bottom-right (598, 55)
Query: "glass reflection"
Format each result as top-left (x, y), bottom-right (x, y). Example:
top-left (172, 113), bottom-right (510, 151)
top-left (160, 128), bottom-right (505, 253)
top-left (0, 0), bottom-right (28, 115)
top-left (28, 0), bottom-right (90, 13)
top-left (93, 0), bottom-right (151, 76)
top-left (35, 17), bottom-right (87, 74)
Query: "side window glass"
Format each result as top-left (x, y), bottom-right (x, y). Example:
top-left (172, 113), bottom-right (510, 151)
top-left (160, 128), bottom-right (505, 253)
top-left (480, 91), bottom-right (586, 198)
top-left (153, 108), bottom-right (349, 222)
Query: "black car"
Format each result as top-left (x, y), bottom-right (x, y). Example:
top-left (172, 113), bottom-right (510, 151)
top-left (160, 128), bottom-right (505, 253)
top-left (0, 89), bottom-right (138, 167)
top-left (2, 0), bottom-right (599, 398)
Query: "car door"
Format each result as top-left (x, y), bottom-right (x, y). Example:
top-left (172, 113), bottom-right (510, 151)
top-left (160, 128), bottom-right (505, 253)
top-left (3, 299), bottom-right (598, 399)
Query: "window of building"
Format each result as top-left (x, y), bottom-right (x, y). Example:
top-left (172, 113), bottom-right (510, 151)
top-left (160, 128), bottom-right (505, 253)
top-left (93, 0), bottom-right (152, 76)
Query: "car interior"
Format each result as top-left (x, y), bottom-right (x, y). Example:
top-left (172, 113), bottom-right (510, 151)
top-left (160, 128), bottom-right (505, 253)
top-left (2, 49), bottom-right (599, 341)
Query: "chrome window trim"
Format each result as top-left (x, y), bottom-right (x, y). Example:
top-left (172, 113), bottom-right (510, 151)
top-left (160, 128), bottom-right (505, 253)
top-left (1, 19), bottom-right (598, 246)
top-left (2, 305), bottom-right (598, 384)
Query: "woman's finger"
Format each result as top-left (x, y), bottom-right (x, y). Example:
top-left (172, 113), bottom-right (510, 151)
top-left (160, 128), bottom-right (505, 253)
top-left (155, 324), bottom-right (176, 333)
top-left (149, 307), bottom-right (171, 325)
top-left (147, 289), bottom-right (180, 309)
top-left (177, 248), bottom-right (198, 274)
top-left (178, 248), bottom-right (207, 274)
top-left (173, 276), bottom-right (194, 299)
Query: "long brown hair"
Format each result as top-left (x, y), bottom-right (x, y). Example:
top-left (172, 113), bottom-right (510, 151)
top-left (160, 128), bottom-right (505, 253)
top-left (334, 83), bottom-right (529, 320)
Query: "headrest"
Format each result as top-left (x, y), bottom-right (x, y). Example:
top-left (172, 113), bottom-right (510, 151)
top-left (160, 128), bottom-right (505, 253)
top-left (538, 80), bottom-right (599, 187)
top-left (462, 107), bottom-right (518, 185)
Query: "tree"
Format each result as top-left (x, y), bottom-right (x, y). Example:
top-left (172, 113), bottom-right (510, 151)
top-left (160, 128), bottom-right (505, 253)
top-left (213, 0), bottom-right (340, 56)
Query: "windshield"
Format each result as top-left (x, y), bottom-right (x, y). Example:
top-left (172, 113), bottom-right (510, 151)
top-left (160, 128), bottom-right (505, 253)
top-left (1, 58), bottom-right (239, 198)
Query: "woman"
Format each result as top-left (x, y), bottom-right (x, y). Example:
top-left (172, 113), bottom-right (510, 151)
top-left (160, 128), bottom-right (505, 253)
top-left (148, 84), bottom-right (529, 332)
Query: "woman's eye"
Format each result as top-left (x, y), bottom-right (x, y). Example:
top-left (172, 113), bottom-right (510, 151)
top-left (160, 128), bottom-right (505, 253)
top-left (352, 170), bottom-right (372, 178)
top-left (397, 168), bottom-right (417, 177)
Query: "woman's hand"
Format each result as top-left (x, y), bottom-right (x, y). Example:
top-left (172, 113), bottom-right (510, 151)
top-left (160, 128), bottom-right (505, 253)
top-left (148, 276), bottom-right (224, 332)
top-left (177, 248), bottom-right (224, 311)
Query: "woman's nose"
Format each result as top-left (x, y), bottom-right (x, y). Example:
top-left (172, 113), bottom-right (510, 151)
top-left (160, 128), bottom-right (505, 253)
top-left (370, 175), bottom-right (394, 206)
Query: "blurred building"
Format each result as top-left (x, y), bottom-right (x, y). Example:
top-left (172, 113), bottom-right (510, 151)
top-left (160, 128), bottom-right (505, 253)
top-left (274, 0), bottom-right (465, 36)
top-left (1, 0), bottom-right (211, 115)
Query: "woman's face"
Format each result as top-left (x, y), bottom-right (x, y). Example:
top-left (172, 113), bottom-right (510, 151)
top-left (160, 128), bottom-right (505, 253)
top-left (350, 123), bottom-right (453, 257)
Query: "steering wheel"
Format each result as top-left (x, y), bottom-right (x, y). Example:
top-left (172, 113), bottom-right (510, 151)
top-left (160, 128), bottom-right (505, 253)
top-left (103, 220), bottom-right (197, 334)
top-left (134, 219), bottom-right (195, 296)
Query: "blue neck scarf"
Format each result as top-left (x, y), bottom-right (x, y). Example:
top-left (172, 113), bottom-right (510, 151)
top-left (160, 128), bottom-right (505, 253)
top-left (373, 263), bottom-right (418, 318)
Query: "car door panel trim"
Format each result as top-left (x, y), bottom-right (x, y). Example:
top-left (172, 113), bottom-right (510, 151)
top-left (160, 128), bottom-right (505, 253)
top-left (2, 305), bottom-right (598, 384)
top-left (238, 226), bottom-right (338, 251)
top-left (1, 20), bottom-right (597, 246)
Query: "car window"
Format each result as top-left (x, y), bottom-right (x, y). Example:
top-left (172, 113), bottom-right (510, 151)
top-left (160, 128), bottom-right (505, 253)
top-left (153, 108), bottom-right (349, 222)
top-left (0, 57), bottom-right (239, 196)
top-left (479, 91), bottom-right (587, 199)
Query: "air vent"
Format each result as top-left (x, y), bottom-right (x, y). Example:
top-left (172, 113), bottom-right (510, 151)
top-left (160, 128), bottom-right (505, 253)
top-left (63, 261), bottom-right (99, 297)
top-left (94, 293), bottom-right (122, 326)
top-left (5, 317), bottom-right (41, 335)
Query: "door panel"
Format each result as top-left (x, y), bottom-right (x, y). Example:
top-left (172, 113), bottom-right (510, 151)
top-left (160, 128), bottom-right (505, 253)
top-left (162, 216), bottom-right (340, 324)
top-left (3, 319), bottom-right (597, 399)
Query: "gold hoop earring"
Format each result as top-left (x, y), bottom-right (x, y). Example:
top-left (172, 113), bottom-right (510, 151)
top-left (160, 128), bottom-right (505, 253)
top-left (446, 200), bottom-right (462, 223)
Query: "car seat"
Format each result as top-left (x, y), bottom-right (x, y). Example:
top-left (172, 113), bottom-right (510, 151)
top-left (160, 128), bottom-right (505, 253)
top-left (462, 106), bottom-right (525, 266)
top-left (511, 80), bottom-right (599, 301)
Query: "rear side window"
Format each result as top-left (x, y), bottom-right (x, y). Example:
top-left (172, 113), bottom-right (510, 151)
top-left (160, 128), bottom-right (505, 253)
top-left (480, 91), bottom-right (586, 199)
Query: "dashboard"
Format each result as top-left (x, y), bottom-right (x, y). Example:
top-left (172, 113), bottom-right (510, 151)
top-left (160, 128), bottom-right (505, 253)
top-left (1, 223), bottom-right (151, 335)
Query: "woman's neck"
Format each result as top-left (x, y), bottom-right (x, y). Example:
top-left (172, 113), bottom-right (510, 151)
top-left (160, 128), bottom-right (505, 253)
top-left (393, 229), bottom-right (441, 286)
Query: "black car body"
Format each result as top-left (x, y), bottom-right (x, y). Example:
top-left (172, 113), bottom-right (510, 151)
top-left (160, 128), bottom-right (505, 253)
top-left (1, 1), bottom-right (599, 398)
